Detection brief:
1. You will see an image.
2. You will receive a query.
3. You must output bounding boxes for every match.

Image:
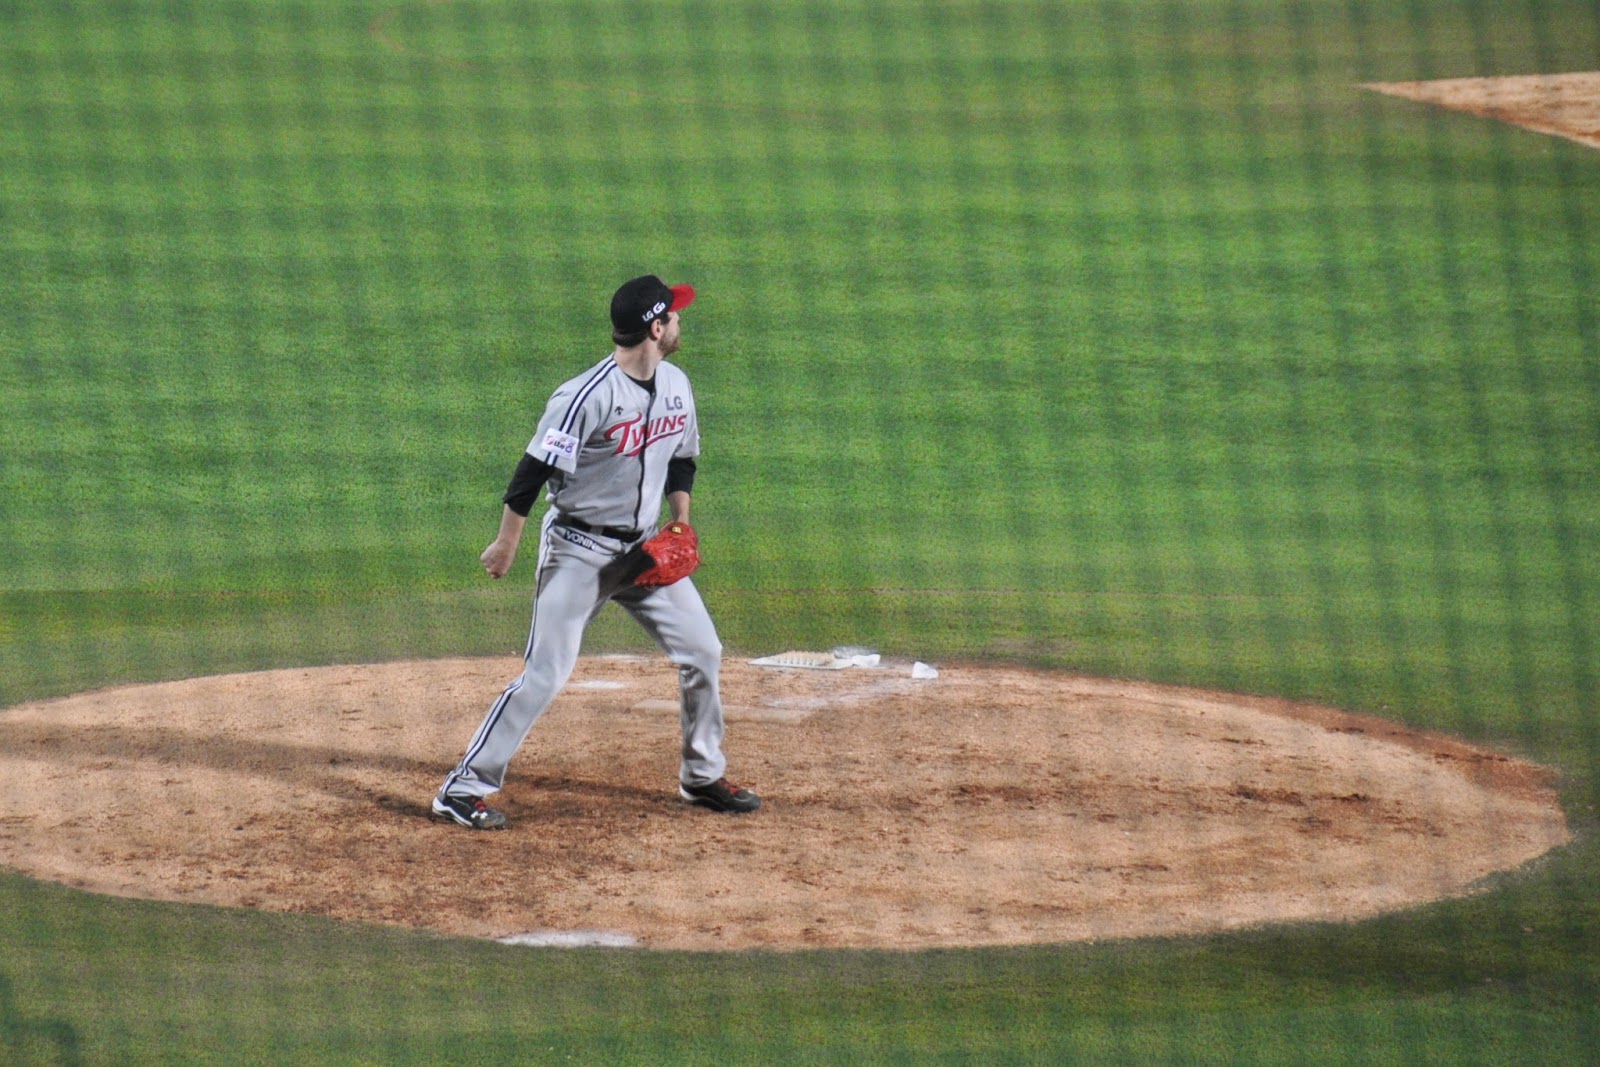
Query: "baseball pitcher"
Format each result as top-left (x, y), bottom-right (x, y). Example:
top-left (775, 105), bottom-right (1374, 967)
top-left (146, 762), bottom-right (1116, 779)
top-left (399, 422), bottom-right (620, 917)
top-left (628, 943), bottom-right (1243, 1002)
top-left (432, 276), bottom-right (760, 830)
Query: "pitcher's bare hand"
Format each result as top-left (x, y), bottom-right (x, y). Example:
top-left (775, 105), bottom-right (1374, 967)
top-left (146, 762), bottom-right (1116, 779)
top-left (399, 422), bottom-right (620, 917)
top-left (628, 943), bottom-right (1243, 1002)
top-left (481, 538), bottom-right (518, 579)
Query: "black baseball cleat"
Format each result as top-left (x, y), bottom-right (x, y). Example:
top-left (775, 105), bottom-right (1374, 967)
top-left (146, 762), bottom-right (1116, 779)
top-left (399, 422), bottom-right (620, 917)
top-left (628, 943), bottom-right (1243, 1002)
top-left (678, 778), bottom-right (761, 813)
top-left (431, 792), bottom-right (508, 830)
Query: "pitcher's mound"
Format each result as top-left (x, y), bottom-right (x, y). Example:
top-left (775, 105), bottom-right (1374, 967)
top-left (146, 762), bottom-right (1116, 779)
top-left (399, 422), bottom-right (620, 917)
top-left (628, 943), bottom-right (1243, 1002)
top-left (0, 657), bottom-right (1570, 951)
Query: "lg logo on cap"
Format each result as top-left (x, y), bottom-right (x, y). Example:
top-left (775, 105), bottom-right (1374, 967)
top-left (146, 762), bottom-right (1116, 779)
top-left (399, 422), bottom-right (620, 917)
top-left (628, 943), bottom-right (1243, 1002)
top-left (643, 301), bottom-right (668, 323)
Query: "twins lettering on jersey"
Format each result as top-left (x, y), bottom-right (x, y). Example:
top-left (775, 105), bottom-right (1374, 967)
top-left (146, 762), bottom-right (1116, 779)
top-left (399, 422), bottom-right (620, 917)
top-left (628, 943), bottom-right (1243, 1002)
top-left (604, 412), bottom-right (689, 457)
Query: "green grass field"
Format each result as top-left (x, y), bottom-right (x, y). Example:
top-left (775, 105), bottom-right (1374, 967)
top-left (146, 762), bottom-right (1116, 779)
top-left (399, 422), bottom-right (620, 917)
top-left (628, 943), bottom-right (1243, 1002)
top-left (3, 0), bottom-right (1598, 1061)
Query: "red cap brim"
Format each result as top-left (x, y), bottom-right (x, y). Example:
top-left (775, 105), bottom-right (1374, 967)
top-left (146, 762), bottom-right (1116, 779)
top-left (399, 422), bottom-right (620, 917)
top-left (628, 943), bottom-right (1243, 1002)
top-left (669, 284), bottom-right (696, 312)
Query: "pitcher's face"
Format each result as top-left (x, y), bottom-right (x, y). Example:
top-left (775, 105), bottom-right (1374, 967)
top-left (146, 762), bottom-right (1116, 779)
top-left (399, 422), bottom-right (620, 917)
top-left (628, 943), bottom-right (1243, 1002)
top-left (656, 311), bottom-right (681, 356)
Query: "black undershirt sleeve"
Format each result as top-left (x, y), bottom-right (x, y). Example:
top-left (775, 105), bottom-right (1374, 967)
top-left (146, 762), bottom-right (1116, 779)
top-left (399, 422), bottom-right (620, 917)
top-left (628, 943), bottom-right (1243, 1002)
top-left (502, 453), bottom-right (556, 517)
top-left (666, 456), bottom-right (697, 496)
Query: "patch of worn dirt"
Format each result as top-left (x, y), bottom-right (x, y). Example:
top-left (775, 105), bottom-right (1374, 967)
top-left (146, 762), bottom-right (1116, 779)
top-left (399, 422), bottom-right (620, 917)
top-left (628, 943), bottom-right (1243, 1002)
top-left (0, 657), bottom-right (1570, 951)
top-left (1364, 71), bottom-right (1600, 150)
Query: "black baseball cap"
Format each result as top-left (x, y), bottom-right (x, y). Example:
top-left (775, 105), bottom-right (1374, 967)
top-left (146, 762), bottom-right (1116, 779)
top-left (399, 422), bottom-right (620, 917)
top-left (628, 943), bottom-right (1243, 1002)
top-left (610, 275), bottom-right (696, 333)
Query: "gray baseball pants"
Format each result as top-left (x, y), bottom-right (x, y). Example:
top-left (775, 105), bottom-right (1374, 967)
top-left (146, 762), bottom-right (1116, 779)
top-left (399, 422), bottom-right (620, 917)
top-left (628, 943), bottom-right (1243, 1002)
top-left (440, 515), bottom-right (728, 799)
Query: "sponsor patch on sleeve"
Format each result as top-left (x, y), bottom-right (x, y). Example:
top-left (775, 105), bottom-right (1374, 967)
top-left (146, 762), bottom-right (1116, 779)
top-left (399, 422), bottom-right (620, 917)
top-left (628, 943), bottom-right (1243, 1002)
top-left (539, 427), bottom-right (580, 461)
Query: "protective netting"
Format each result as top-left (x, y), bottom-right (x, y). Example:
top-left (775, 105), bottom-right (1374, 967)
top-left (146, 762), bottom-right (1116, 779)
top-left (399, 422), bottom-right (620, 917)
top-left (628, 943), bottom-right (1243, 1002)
top-left (1, 1), bottom-right (1595, 1061)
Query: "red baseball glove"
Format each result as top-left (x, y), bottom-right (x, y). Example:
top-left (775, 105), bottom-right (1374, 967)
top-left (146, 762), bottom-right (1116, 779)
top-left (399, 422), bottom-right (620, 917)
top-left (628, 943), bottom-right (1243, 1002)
top-left (629, 521), bottom-right (700, 588)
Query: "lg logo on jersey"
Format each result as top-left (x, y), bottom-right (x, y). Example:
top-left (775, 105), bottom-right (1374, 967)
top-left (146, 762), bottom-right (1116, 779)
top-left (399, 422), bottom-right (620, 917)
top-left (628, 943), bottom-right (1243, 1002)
top-left (539, 427), bottom-right (580, 459)
top-left (604, 413), bottom-right (689, 456)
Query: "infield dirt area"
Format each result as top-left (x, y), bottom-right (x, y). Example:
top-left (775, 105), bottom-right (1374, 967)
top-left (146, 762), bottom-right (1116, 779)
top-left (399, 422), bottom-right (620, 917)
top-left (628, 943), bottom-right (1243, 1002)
top-left (1365, 71), bottom-right (1600, 151)
top-left (0, 657), bottom-right (1570, 951)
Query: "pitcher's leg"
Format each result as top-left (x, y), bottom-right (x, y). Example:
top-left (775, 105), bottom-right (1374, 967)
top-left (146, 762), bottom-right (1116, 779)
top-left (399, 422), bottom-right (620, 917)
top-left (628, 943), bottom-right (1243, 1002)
top-left (619, 579), bottom-right (728, 786)
top-left (440, 653), bottom-right (571, 798)
top-left (440, 539), bottom-right (599, 798)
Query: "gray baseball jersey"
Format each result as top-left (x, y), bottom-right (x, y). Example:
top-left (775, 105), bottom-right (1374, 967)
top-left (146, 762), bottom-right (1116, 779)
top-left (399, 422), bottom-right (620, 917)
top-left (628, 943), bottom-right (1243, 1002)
top-left (530, 356), bottom-right (700, 533)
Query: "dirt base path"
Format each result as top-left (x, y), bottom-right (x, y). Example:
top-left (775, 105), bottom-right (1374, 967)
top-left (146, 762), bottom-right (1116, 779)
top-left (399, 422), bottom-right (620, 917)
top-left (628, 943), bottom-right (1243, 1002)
top-left (1365, 71), bottom-right (1600, 151)
top-left (0, 657), bottom-right (1570, 951)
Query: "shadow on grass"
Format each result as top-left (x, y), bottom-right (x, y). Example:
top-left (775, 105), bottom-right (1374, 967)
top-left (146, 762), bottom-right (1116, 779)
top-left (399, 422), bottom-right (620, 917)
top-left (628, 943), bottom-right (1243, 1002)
top-left (0, 973), bottom-right (81, 1067)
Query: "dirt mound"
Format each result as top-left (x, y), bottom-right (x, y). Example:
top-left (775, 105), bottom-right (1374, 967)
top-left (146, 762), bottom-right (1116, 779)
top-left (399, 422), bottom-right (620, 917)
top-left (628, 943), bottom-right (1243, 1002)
top-left (0, 657), bottom-right (1570, 951)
